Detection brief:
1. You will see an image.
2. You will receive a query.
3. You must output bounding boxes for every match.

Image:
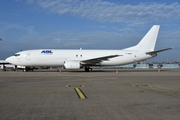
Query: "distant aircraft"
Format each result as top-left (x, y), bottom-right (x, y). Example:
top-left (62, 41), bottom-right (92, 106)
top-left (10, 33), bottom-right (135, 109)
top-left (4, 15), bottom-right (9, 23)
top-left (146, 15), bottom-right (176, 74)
top-left (0, 38), bottom-right (2, 41)
top-left (6, 25), bottom-right (172, 72)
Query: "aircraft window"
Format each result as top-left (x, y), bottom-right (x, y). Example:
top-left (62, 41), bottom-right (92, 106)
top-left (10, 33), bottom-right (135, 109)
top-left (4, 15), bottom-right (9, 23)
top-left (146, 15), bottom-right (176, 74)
top-left (126, 53), bottom-right (132, 55)
top-left (14, 54), bottom-right (20, 56)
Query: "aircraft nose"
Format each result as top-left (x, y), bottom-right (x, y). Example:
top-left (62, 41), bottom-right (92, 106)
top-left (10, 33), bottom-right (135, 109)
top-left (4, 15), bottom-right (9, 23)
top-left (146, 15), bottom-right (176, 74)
top-left (6, 56), bottom-right (15, 64)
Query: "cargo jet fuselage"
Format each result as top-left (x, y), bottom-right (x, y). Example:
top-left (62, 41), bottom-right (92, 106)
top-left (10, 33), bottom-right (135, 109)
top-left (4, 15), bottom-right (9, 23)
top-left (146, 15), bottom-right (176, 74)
top-left (6, 25), bottom-right (172, 71)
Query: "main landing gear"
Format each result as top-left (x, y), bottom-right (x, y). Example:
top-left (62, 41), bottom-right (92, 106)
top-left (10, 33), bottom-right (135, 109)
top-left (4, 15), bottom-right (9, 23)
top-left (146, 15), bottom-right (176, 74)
top-left (84, 66), bottom-right (93, 72)
top-left (23, 67), bottom-right (34, 72)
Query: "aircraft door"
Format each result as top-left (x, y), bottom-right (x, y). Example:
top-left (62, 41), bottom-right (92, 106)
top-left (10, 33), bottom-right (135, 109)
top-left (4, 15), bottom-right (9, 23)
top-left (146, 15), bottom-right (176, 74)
top-left (26, 52), bottom-right (31, 60)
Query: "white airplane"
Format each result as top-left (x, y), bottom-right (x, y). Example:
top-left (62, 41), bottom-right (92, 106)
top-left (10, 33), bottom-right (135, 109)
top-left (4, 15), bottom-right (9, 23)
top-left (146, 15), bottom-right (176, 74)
top-left (6, 25), bottom-right (172, 72)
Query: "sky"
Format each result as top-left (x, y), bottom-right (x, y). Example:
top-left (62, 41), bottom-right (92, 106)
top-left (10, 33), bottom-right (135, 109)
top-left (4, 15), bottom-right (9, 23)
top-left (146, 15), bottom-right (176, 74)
top-left (0, 0), bottom-right (180, 62)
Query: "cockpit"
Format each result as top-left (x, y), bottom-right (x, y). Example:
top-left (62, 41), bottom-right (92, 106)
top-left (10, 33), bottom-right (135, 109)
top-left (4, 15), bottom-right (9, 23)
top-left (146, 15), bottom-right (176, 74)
top-left (14, 54), bottom-right (20, 57)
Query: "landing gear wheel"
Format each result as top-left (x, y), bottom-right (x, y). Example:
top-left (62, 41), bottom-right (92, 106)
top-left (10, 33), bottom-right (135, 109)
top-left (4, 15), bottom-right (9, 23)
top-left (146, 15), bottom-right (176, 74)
top-left (84, 66), bottom-right (93, 72)
top-left (23, 69), bottom-right (26, 72)
top-left (85, 67), bottom-right (89, 72)
top-left (23, 67), bottom-right (34, 72)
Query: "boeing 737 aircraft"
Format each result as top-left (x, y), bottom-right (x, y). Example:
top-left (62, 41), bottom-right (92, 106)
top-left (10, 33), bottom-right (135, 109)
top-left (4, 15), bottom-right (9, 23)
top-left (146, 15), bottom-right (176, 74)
top-left (6, 25), bottom-right (172, 72)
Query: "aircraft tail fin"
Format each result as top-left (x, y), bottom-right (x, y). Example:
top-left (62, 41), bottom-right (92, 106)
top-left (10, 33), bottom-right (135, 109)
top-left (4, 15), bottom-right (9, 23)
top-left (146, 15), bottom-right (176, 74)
top-left (125, 25), bottom-right (160, 51)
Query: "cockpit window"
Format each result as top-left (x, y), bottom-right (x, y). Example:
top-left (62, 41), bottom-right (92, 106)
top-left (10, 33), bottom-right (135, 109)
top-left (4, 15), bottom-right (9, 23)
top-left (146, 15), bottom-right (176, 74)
top-left (14, 54), bottom-right (20, 56)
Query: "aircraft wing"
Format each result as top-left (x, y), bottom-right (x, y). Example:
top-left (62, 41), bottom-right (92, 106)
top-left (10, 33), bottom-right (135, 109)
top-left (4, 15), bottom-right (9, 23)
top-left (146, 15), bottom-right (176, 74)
top-left (81, 55), bottom-right (119, 65)
top-left (146, 48), bottom-right (172, 55)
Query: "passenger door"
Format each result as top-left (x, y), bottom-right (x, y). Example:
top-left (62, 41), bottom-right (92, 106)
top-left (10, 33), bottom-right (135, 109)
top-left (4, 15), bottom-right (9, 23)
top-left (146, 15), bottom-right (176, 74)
top-left (26, 52), bottom-right (31, 60)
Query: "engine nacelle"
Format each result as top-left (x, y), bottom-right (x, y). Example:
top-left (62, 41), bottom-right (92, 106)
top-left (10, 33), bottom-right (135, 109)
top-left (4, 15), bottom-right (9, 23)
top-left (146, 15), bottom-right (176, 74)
top-left (64, 61), bottom-right (81, 69)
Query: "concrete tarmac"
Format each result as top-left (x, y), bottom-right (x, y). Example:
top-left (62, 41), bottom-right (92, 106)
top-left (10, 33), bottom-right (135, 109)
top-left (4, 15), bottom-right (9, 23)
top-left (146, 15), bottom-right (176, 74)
top-left (0, 69), bottom-right (180, 120)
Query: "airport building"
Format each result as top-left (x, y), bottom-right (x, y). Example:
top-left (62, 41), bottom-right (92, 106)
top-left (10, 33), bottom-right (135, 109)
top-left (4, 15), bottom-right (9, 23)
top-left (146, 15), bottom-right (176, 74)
top-left (120, 63), bottom-right (180, 69)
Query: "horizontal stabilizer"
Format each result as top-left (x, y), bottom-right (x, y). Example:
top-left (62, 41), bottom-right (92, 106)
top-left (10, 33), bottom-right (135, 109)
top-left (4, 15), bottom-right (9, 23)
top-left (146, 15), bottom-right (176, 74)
top-left (146, 48), bottom-right (172, 55)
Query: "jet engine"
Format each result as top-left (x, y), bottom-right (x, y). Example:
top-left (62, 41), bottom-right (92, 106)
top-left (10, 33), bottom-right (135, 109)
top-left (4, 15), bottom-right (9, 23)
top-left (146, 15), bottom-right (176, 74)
top-left (64, 61), bottom-right (81, 69)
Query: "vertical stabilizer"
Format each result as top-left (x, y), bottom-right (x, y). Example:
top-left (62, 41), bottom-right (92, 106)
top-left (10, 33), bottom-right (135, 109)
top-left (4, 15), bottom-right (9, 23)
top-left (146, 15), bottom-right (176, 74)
top-left (125, 25), bottom-right (160, 51)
